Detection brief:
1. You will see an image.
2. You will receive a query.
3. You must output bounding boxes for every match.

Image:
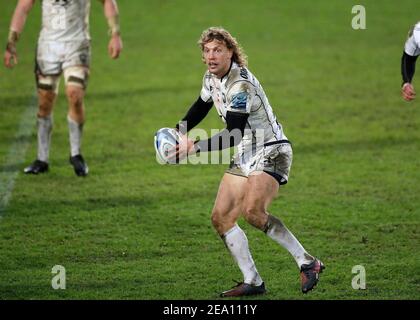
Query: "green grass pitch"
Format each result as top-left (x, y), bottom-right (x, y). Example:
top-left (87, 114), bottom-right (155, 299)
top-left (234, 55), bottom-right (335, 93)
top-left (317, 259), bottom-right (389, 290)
top-left (0, 0), bottom-right (419, 300)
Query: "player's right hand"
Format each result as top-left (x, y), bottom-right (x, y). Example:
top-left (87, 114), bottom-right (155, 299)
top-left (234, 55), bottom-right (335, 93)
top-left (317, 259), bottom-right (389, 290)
top-left (4, 43), bottom-right (18, 68)
top-left (167, 133), bottom-right (195, 163)
top-left (402, 83), bottom-right (416, 101)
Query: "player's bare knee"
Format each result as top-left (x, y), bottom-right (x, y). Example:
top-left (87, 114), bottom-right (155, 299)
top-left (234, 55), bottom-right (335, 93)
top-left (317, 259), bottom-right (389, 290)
top-left (66, 87), bottom-right (85, 120)
top-left (212, 209), bottom-right (239, 235)
top-left (243, 205), bottom-right (266, 230)
top-left (66, 86), bottom-right (84, 106)
top-left (211, 210), bottom-right (223, 231)
top-left (37, 90), bottom-right (56, 117)
top-left (211, 210), bottom-right (230, 234)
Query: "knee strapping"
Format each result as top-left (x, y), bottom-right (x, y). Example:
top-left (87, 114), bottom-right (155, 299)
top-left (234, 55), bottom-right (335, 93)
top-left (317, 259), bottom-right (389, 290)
top-left (64, 66), bottom-right (89, 89)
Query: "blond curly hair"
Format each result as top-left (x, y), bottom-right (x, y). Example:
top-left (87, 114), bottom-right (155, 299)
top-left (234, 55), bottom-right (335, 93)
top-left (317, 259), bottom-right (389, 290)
top-left (198, 27), bottom-right (248, 67)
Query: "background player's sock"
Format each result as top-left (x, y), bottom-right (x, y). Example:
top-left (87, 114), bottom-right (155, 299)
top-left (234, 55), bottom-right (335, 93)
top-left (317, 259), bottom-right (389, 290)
top-left (222, 224), bottom-right (263, 286)
top-left (67, 115), bottom-right (84, 157)
top-left (37, 115), bottom-right (53, 162)
top-left (264, 214), bottom-right (314, 268)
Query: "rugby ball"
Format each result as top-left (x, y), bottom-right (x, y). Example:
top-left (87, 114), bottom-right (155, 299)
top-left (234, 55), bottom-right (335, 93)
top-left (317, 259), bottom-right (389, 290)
top-left (154, 127), bottom-right (180, 164)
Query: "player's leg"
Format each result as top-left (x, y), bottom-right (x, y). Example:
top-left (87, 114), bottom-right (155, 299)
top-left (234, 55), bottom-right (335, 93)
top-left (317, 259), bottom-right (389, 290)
top-left (64, 66), bottom-right (89, 176)
top-left (24, 73), bottom-right (60, 174)
top-left (243, 172), bottom-right (324, 293)
top-left (63, 40), bottom-right (90, 176)
top-left (211, 173), bottom-right (246, 235)
top-left (212, 172), bottom-right (266, 297)
top-left (243, 172), bottom-right (315, 267)
top-left (243, 143), bottom-right (324, 293)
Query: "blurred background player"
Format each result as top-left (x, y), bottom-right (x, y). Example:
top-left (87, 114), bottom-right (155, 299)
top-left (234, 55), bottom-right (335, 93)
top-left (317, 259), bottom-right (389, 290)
top-left (4, 0), bottom-right (123, 176)
top-left (172, 27), bottom-right (324, 297)
top-left (401, 21), bottom-right (420, 101)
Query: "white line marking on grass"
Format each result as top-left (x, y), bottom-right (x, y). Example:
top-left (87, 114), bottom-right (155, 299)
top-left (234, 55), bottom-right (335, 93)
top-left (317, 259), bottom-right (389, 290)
top-left (0, 94), bottom-right (37, 220)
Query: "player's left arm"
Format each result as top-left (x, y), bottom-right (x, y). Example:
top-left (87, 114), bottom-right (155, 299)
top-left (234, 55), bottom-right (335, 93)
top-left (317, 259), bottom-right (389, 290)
top-left (99, 0), bottom-right (123, 59)
top-left (170, 111), bottom-right (249, 161)
top-left (401, 51), bottom-right (418, 101)
top-left (192, 111), bottom-right (249, 153)
top-left (401, 24), bottom-right (420, 101)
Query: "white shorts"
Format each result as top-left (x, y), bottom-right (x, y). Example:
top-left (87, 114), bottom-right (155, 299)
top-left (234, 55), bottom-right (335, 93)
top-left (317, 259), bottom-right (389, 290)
top-left (35, 40), bottom-right (90, 91)
top-left (226, 140), bottom-right (293, 185)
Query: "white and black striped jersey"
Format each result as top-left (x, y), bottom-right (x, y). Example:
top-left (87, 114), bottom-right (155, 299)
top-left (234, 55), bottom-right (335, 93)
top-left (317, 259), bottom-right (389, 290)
top-left (39, 0), bottom-right (91, 42)
top-left (200, 62), bottom-right (288, 151)
top-left (405, 21), bottom-right (420, 56)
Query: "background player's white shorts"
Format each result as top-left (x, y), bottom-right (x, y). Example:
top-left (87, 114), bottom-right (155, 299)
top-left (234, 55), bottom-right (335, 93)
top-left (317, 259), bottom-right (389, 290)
top-left (35, 40), bottom-right (90, 91)
top-left (226, 141), bottom-right (293, 185)
top-left (36, 40), bottom-right (90, 75)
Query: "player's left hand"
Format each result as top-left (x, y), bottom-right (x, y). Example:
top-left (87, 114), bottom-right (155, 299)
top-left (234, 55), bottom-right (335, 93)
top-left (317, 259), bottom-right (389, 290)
top-left (167, 134), bottom-right (195, 163)
top-left (402, 82), bottom-right (416, 101)
top-left (108, 34), bottom-right (123, 59)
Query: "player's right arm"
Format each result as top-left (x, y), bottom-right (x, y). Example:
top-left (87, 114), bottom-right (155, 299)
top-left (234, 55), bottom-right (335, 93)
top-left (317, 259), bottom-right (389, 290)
top-left (4, 0), bottom-right (36, 68)
top-left (170, 74), bottom-right (214, 160)
top-left (176, 73), bottom-right (214, 134)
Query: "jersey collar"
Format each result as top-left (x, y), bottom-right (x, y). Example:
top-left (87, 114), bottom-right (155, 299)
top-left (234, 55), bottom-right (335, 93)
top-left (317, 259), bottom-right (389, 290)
top-left (220, 61), bottom-right (237, 82)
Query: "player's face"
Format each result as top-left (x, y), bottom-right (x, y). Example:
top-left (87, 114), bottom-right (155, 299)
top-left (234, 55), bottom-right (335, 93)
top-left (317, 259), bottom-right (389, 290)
top-left (203, 40), bottom-right (233, 78)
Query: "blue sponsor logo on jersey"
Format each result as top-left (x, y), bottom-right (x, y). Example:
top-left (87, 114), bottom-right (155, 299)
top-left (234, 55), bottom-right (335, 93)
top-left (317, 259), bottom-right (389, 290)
top-left (231, 92), bottom-right (247, 109)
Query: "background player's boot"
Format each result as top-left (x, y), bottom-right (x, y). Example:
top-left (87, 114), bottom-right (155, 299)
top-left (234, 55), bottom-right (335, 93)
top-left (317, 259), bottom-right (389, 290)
top-left (69, 154), bottom-right (88, 177)
top-left (220, 281), bottom-right (266, 297)
top-left (24, 159), bottom-right (49, 174)
top-left (300, 258), bottom-right (325, 293)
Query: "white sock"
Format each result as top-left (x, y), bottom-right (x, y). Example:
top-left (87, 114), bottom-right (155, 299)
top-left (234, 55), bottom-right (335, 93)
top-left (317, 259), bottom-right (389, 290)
top-left (265, 215), bottom-right (314, 268)
top-left (67, 115), bottom-right (83, 157)
top-left (37, 115), bottom-right (53, 162)
top-left (222, 224), bottom-right (263, 286)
